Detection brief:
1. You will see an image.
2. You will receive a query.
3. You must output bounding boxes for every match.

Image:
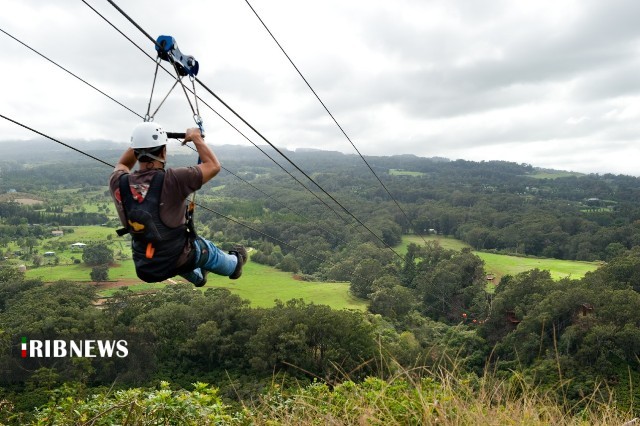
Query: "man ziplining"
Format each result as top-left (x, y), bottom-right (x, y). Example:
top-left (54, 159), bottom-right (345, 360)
top-left (109, 122), bottom-right (247, 286)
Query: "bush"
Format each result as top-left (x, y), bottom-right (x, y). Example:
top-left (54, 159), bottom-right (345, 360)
top-left (33, 382), bottom-right (238, 425)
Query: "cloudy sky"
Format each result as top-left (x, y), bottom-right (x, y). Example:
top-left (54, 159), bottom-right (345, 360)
top-left (2, 0), bottom-right (640, 175)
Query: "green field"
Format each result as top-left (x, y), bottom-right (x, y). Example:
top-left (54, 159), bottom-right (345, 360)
top-left (26, 258), bottom-right (138, 281)
top-left (27, 239), bottom-right (366, 311)
top-left (98, 260), bottom-right (366, 310)
top-left (475, 252), bottom-right (600, 280)
top-left (24, 225), bottom-right (598, 310)
top-left (398, 235), bottom-right (600, 281)
top-left (398, 235), bottom-right (471, 252)
top-left (389, 169), bottom-right (426, 177)
top-left (526, 170), bottom-right (584, 179)
top-left (54, 225), bottom-right (117, 242)
top-left (198, 261), bottom-right (364, 310)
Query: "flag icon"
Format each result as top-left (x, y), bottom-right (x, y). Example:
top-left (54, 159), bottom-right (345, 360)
top-left (21, 337), bottom-right (27, 358)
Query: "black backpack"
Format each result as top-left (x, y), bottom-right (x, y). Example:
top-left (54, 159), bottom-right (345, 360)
top-left (117, 171), bottom-right (195, 282)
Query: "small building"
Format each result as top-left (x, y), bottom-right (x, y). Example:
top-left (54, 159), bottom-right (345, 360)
top-left (70, 242), bottom-right (87, 250)
top-left (18, 265), bottom-right (26, 273)
top-left (44, 251), bottom-right (56, 257)
top-left (52, 230), bottom-right (64, 237)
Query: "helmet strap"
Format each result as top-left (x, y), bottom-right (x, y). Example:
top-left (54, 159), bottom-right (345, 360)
top-left (137, 149), bottom-right (166, 166)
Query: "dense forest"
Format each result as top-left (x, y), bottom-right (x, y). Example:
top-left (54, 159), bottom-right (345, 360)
top-left (1, 142), bottom-right (640, 422)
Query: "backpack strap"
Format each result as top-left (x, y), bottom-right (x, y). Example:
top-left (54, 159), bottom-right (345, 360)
top-left (116, 173), bottom-right (131, 237)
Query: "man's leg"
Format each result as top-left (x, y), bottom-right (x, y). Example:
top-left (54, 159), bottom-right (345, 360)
top-left (181, 238), bottom-right (246, 286)
top-left (194, 237), bottom-right (238, 276)
top-left (180, 267), bottom-right (206, 286)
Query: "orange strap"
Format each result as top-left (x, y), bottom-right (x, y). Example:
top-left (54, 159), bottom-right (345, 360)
top-left (145, 242), bottom-right (155, 259)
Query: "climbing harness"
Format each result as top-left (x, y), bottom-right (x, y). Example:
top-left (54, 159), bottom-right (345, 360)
top-left (117, 171), bottom-right (197, 282)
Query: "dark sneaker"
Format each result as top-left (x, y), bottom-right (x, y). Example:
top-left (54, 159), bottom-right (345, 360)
top-left (194, 270), bottom-right (209, 287)
top-left (229, 246), bottom-right (248, 280)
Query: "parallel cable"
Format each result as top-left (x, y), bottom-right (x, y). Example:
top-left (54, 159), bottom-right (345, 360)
top-left (242, 0), bottom-right (426, 245)
top-left (100, 0), bottom-right (405, 261)
top-left (194, 78), bottom-right (404, 260)
top-left (201, 207), bottom-right (327, 264)
top-left (181, 143), bottom-right (352, 247)
top-left (221, 167), bottom-right (351, 246)
top-left (83, 0), bottom-right (356, 230)
top-left (37, 3), bottom-right (358, 243)
top-left (218, 164), bottom-right (351, 247)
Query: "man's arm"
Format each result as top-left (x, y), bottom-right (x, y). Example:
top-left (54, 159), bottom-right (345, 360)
top-left (183, 128), bottom-right (221, 185)
top-left (114, 147), bottom-right (137, 173)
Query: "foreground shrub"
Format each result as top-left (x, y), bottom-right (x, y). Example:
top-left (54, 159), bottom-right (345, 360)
top-left (30, 382), bottom-right (240, 426)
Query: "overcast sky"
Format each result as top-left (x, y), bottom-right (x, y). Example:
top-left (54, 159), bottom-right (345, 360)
top-left (2, 0), bottom-right (640, 175)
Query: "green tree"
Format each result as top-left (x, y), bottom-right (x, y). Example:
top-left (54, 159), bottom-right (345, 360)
top-left (278, 253), bottom-right (299, 273)
top-left (82, 243), bottom-right (113, 266)
top-left (90, 265), bottom-right (109, 282)
top-left (350, 259), bottom-right (383, 299)
top-left (369, 285), bottom-right (416, 319)
top-left (0, 265), bottom-right (25, 283)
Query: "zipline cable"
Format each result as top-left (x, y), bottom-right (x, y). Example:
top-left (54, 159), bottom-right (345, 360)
top-left (2, 26), bottom-right (353, 250)
top-left (99, 0), bottom-right (360, 227)
top-left (83, 0), bottom-right (358, 232)
top-left (100, 0), bottom-right (406, 261)
top-left (242, 0), bottom-right (427, 244)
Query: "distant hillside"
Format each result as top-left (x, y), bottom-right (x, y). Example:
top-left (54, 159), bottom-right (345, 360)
top-left (0, 139), bottom-right (596, 180)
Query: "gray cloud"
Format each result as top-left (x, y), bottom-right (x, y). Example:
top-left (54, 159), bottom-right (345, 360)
top-left (2, 0), bottom-right (640, 176)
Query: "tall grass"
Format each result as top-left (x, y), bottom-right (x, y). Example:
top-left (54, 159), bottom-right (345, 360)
top-left (249, 364), bottom-right (633, 425)
top-left (21, 359), bottom-right (635, 425)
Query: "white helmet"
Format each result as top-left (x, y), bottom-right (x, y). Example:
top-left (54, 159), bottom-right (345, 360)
top-left (130, 122), bottom-right (168, 149)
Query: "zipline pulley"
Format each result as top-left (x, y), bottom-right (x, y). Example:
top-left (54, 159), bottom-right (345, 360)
top-left (144, 35), bottom-right (204, 135)
top-left (141, 35), bottom-right (204, 234)
top-left (155, 35), bottom-right (199, 78)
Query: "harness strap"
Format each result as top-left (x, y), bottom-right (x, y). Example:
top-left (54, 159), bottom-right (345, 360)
top-left (116, 172), bottom-right (132, 236)
top-left (146, 242), bottom-right (155, 259)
